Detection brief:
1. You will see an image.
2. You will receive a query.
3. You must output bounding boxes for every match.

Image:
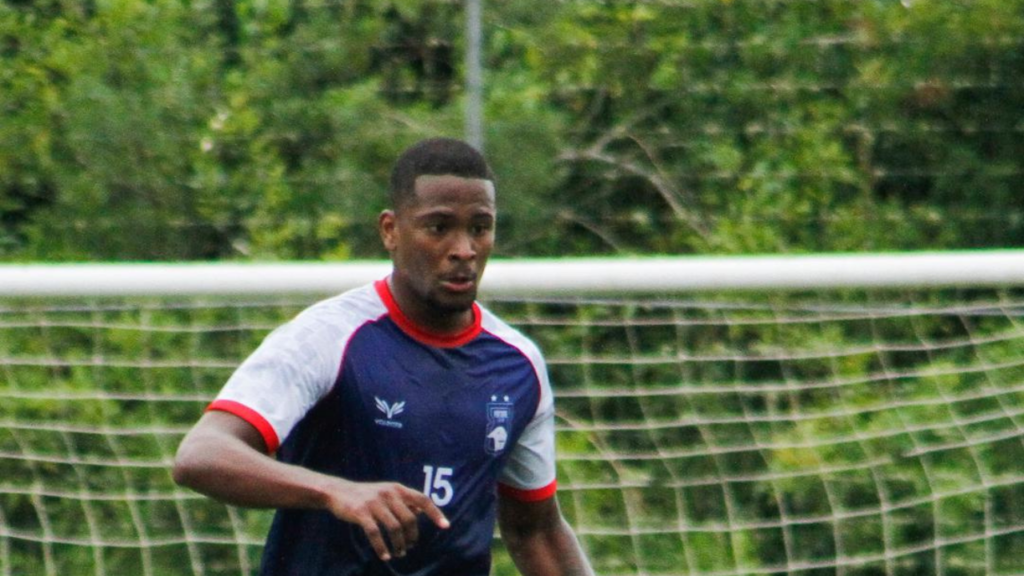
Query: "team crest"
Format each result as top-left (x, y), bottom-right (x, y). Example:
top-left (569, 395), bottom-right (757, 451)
top-left (486, 395), bottom-right (513, 455)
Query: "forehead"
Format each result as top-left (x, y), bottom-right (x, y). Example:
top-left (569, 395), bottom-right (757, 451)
top-left (405, 175), bottom-right (496, 211)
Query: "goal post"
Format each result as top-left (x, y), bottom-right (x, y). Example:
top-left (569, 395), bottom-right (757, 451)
top-left (3, 251), bottom-right (1024, 576)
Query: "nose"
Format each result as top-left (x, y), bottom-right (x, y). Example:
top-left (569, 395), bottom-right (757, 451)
top-left (448, 232), bottom-right (476, 261)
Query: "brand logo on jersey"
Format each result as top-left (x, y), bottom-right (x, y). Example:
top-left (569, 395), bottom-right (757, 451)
top-left (375, 396), bottom-right (405, 429)
top-left (486, 395), bottom-right (513, 455)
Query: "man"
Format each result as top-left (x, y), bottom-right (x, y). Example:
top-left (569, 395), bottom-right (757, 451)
top-left (173, 137), bottom-right (595, 576)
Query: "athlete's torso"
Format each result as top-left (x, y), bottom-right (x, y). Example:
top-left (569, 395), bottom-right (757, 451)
top-left (261, 315), bottom-right (542, 575)
top-left (210, 281), bottom-right (555, 576)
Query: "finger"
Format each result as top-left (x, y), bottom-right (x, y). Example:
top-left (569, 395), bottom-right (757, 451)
top-left (402, 487), bottom-right (450, 529)
top-left (373, 503), bottom-right (408, 559)
top-left (358, 516), bottom-right (392, 562)
top-left (389, 499), bottom-right (420, 550)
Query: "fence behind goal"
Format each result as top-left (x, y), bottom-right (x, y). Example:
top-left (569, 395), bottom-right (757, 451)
top-left (4, 253), bottom-right (1024, 576)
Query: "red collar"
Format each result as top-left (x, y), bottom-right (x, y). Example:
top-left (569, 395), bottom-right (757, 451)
top-left (374, 279), bottom-right (482, 348)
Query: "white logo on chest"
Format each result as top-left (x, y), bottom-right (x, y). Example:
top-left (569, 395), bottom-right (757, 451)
top-left (487, 426), bottom-right (508, 451)
top-left (486, 395), bottom-right (513, 454)
top-left (375, 396), bottom-right (405, 429)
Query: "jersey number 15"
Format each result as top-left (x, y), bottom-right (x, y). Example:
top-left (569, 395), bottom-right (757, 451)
top-left (422, 465), bottom-right (454, 506)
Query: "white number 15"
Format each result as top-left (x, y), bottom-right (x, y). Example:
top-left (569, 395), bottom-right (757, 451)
top-left (422, 465), bottom-right (454, 506)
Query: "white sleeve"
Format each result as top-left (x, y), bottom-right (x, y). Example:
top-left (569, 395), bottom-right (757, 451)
top-left (497, 350), bottom-right (558, 501)
top-left (209, 291), bottom-right (380, 452)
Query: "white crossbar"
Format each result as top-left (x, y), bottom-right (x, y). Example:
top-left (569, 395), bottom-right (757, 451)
top-left (1, 251), bottom-right (1023, 297)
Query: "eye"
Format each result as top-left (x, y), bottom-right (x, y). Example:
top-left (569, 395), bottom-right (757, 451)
top-left (426, 223), bottom-right (448, 235)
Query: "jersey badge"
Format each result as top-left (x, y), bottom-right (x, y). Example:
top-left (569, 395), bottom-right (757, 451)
top-left (486, 395), bottom-right (513, 454)
top-left (375, 396), bottom-right (405, 429)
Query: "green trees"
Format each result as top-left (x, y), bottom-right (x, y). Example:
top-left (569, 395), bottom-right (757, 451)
top-left (3, 0), bottom-right (1023, 262)
top-left (515, 0), bottom-right (1024, 255)
top-left (1, 1), bottom-right (220, 259)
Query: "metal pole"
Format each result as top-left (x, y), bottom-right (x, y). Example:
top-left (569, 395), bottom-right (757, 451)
top-left (465, 0), bottom-right (484, 152)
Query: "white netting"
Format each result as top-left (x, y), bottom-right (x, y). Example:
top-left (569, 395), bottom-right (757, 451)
top-left (3, 285), bottom-right (1024, 575)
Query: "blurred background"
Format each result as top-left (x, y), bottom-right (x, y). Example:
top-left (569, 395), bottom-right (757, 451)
top-left (3, 0), bottom-right (1023, 264)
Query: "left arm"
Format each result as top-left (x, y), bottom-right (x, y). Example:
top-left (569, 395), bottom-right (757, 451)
top-left (497, 493), bottom-right (595, 576)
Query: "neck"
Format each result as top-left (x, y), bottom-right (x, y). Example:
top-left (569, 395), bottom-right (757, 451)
top-left (386, 277), bottom-right (475, 336)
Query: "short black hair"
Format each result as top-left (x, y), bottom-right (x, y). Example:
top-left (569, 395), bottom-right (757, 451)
top-left (389, 138), bottom-right (495, 208)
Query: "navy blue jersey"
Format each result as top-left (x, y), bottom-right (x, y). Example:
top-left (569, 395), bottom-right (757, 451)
top-left (210, 280), bottom-right (557, 575)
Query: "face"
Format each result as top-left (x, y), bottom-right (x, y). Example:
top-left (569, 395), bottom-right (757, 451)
top-left (379, 174), bottom-right (496, 332)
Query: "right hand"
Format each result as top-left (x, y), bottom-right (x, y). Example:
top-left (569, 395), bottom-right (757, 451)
top-left (324, 479), bottom-right (450, 562)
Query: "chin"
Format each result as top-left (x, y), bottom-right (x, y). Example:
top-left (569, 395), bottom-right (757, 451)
top-left (434, 292), bottom-right (477, 313)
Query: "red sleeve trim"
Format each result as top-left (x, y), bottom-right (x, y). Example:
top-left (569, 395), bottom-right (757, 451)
top-left (207, 399), bottom-right (280, 454)
top-left (498, 479), bottom-right (557, 502)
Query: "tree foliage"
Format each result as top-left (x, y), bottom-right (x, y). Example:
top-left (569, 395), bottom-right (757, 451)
top-left (2, 0), bottom-right (1023, 262)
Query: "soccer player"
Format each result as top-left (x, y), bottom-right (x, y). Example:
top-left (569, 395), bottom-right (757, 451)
top-left (173, 137), bottom-right (595, 576)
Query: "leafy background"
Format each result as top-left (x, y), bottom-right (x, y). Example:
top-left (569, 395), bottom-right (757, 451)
top-left (3, 0), bottom-right (1024, 262)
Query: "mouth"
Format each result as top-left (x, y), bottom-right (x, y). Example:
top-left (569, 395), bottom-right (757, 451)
top-left (440, 272), bottom-right (477, 293)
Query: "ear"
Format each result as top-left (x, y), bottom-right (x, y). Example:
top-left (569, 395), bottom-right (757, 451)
top-left (378, 210), bottom-right (397, 252)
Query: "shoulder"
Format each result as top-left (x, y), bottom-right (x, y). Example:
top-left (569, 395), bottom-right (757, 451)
top-left (301, 282), bottom-right (386, 324)
top-left (479, 305), bottom-right (546, 365)
top-left (478, 306), bottom-right (550, 405)
top-left (269, 282), bottom-right (387, 346)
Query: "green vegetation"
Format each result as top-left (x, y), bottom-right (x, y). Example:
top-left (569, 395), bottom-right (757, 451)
top-left (3, 0), bottom-right (1024, 261)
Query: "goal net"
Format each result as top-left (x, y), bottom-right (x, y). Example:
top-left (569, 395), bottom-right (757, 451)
top-left (3, 255), bottom-right (1024, 576)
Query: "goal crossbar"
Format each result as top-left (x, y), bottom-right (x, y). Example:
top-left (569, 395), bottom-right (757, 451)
top-left (2, 250), bottom-right (1024, 297)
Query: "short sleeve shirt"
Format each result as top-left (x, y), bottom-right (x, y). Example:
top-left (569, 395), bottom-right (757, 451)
top-left (209, 280), bottom-right (557, 576)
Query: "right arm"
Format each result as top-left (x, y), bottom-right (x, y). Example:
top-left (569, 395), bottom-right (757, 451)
top-left (172, 410), bottom-right (448, 561)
